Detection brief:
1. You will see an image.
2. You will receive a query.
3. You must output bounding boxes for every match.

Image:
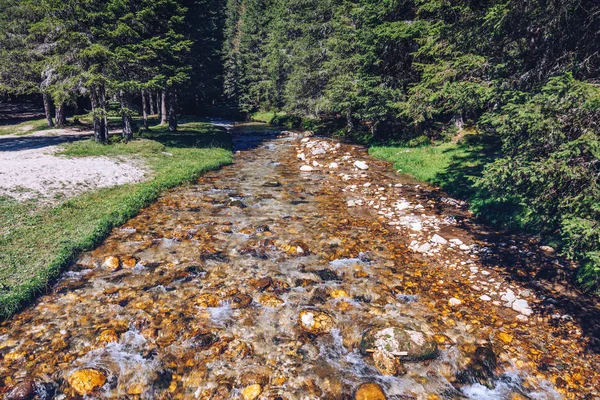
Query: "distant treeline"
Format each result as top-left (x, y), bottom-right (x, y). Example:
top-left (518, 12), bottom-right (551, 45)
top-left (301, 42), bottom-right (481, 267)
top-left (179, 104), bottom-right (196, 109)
top-left (0, 0), bottom-right (227, 140)
top-left (222, 0), bottom-right (600, 290)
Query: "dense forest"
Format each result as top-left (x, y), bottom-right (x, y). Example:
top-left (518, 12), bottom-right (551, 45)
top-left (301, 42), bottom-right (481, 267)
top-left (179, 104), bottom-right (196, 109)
top-left (1, 0), bottom-right (599, 291)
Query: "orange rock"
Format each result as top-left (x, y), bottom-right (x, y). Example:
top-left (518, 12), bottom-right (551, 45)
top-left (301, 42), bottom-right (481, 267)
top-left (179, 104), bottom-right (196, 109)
top-left (102, 256), bottom-right (120, 271)
top-left (355, 383), bottom-right (387, 400)
top-left (121, 256), bottom-right (138, 269)
top-left (497, 332), bottom-right (513, 344)
top-left (299, 310), bottom-right (334, 334)
top-left (97, 329), bottom-right (119, 344)
top-left (68, 369), bottom-right (107, 395)
top-left (241, 384), bottom-right (262, 400)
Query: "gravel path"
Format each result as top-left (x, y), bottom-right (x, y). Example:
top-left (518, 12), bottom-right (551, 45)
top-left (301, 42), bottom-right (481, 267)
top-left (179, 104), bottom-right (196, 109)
top-left (0, 128), bottom-right (148, 202)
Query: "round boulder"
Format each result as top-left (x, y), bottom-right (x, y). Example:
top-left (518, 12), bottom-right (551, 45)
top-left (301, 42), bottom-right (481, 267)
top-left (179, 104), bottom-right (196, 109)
top-left (360, 326), bottom-right (438, 361)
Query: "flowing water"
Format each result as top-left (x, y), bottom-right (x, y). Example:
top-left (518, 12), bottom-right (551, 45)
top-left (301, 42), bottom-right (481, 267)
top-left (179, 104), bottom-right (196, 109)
top-left (1, 123), bottom-right (599, 399)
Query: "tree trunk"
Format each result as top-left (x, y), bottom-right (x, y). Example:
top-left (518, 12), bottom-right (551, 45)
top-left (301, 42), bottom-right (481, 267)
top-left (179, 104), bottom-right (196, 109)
top-left (90, 88), bottom-right (107, 143)
top-left (99, 86), bottom-right (109, 142)
top-left (141, 89), bottom-right (149, 130)
top-left (120, 91), bottom-right (134, 141)
top-left (42, 93), bottom-right (54, 127)
top-left (168, 90), bottom-right (178, 132)
top-left (346, 109), bottom-right (354, 133)
top-left (453, 113), bottom-right (464, 131)
top-left (160, 90), bottom-right (168, 125)
top-left (55, 103), bottom-right (66, 127)
top-left (149, 91), bottom-right (156, 115)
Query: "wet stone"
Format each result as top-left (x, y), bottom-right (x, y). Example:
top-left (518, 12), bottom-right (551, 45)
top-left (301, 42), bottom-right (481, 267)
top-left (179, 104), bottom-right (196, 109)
top-left (360, 326), bottom-right (438, 361)
top-left (67, 369), bottom-right (107, 396)
top-left (251, 276), bottom-right (273, 292)
top-left (299, 310), bottom-right (334, 335)
top-left (262, 181), bottom-right (281, 187)
top-left (354, 383), bottom-right (387, 400)
top-left (230, 293), bottom-right (253, 309)
top-left (314, 268), bottom-right (341, 281)
top-left (102, 256), bottom-right (120, 271)
top-left (6, 379), bottom-right (36, 400)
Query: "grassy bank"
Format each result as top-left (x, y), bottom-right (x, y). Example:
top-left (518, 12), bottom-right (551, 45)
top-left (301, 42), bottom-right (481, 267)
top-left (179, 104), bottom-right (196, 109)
top-left (369, 133), bottom-right (527, 228)
top-left (0, 118), bottom-right (52, 136)
top-left (0, 121), bottom-right (232, 318)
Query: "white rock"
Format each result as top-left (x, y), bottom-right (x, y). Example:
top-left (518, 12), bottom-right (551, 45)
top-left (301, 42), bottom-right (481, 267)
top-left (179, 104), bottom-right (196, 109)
top-left (301, 138), bottom-right (310, 143)
top-left (417, 243), bottom-right (432, 253)
top-left (312, 161), bottom-right (320, 167)
top-left (540, 245), bottom-right (555, 253)
top-left (430, 234), bottom-right (448, 245)
top-left (516, 315), bottom-right (529, 323)
top-left (449, 238), bottom-right (464, 245)
top-left (395, 200), bottom-right (411, 211)
top-left (448, 298), bottom-right (462, 307)
top-left (347, 200), bottom-right (356, 207)
top-left (512, 299), bottom-right (532, 316)
top-left (353, 161), bottom-right (369, 170)
top-left (300, 165), bottom-right (313, 172)
top-left (459, 244), bottom-right (470, 251)
top-left (500, 289), bottom-right (516, 307)
top-left (297, 153), bottom-right (306, 161)
top-left (329, 162), bottom-right (339, 169)
top-left (410, 222), bottom-right (422, 232)
top-left (479, 295), bottom-right (492, 301)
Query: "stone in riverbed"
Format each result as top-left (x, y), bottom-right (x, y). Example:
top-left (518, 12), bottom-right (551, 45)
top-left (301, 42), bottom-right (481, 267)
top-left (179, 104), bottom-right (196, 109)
top-left (262, 181), bottom-right (281, 187)
top-left (354, 383), bottom-right (386, 400)
top-left (97, 329), bottom-right (119, 344)
top-left (68, 369), bottom-right (107, 396)
top-left (372, 349), bottom-right (406, 376)
top-left (360, 326), bottom-right (438, 361)
top-left (6, 379), bottom-right (36, 400)
top-left (102, 256), bottom-right (120, 271)
top-left (512, 299), bottom-right (532, 316)
top-left (299, 310), bottom-right (334, 334)
top-left (430, 234), bottom-right (448, 245)
top-left (241, 384), bottom-right (262, 400)
top-left (230, 293), bottom-right (253, 309)
top-left (258, 294), bottom-right (284, 308)
top-left (448, 298), bottom-right (462, 307)
top-left (353, 161), bottom-right (369, 170)
top-left (121, 256), bottom-right (137, 269)
top-left (300, 165), bottom-right (314, 172)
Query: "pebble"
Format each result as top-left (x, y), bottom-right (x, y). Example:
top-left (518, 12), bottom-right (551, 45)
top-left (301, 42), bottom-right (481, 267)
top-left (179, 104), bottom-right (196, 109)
top-left (448, 298), bottom-right (462, 307)
top-left (102, 256), bottom-right (120, 271)
top-left (353, 161), bottom-right (369, 170)
top-left (512, 299), bottom-right (533, 316)
top-left (480, 295), bottom-right (492, 301)
top-left (430, 234), bottom-right (448, 245)
top-left (300, 165), bottom-right (313, 172)
top-left (68, 369), bottom-right (107, 396)
top-left (241, 384), bottom-right (262, 400)
top-left (355, 383), bottom-right (387, 400)
top-left (299, 310), bottom-right (334, 334)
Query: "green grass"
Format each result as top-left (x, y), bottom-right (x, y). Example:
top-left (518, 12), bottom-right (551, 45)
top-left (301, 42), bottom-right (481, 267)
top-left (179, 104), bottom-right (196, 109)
top-left (0, 118), bottom-right (53, 136)
top-left (370, 142), bottom-right (470, 183)
top-left (250, 111), bottom-right (280, 124)
top-left (0, 120), bottom-right (233, 318)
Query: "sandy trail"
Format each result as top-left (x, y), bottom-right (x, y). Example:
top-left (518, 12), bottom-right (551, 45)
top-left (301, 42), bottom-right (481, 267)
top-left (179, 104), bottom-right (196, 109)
top-left (0, 128), bottom-right (148, 202)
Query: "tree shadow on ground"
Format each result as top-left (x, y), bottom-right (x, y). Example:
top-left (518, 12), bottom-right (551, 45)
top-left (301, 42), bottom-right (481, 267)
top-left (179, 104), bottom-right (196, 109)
top-left (427, 133), bottom-right (600, 353)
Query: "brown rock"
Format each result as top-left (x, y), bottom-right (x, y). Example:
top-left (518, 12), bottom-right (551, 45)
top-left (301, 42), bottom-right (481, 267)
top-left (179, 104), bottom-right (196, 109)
top-left (251, 277), bottom-right (273, 292)
top-left (288, 240), bottom-right (310, 256)
top-left (121, 256), bottom-right (138, 269)
top-left (197, 293), bottom-right (220, 308)
top-left (372, 349), bottom-right (406, 376)
top-left (6, 380), bottom-right (36, 400)
top-left (102, 256), bottom-right (120, 271)
top-left (230, 293), bottom-right (253, 309)
top-left (68, 369), bottom-right (107, 396)
top-left (299, 310), bottom-right (334, 334)
top-left (223, 339), bottom-right (254, 360)
top-left (354, 383), bottom-right (386, 400)
top-left (258, 294), bottom-right (284, 308)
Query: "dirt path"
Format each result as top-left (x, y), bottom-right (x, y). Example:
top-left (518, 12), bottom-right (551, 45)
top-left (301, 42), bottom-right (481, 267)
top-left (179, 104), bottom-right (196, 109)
top-left (0, 126), bottom-right (598, 399)
top-left (0, 128), bottom-right (148, 202)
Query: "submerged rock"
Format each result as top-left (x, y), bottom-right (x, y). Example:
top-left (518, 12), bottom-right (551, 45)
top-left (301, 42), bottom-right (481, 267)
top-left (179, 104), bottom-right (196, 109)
top-left (102, 256), bottom-right (120, 271)
top-left (299, 310), bottom-right (334, 334)
top-left (6, 379), bottom-right (36, 400)
top-left (241, 384), bottom-right (262, 400)
top-left (360, 326), bottom-right (438, 361)
top-left (68, 369), bottom-right (107, 396)
top-left (353, 161), bottom-right (369, 170)
top-left (354, 383), bottom-right (386, 400)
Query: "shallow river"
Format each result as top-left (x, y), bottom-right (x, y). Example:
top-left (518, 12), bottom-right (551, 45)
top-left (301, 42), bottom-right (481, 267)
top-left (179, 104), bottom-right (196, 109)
top-left (1, 123), bottom-right (599, 399)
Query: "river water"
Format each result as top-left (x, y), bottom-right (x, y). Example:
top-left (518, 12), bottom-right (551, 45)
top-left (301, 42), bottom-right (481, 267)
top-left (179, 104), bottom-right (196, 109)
top-left (1, 123), bottom-right (598, 399)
